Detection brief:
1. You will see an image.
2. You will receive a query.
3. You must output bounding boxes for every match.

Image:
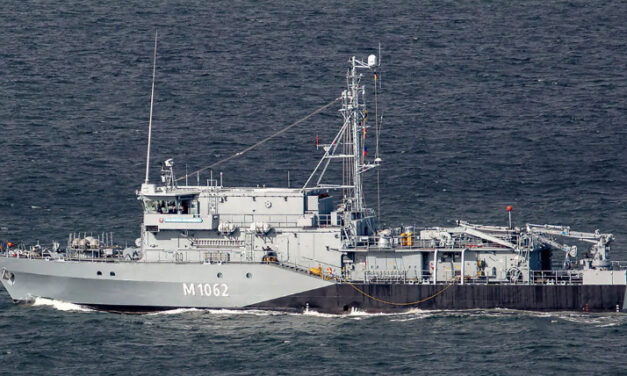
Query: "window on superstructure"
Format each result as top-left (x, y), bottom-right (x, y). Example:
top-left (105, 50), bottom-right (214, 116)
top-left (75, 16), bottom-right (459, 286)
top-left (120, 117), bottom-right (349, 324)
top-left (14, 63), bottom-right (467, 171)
top-left (189, 200), bottom-right (199, 215)
top-left (154, 200), bottom-right (166, 213)
top-left (179, 199), bottom-right (197, 215)
top-left (143, 199), bottom-right (158, 213)
top-left (144, 199), bottom-right (174, 214)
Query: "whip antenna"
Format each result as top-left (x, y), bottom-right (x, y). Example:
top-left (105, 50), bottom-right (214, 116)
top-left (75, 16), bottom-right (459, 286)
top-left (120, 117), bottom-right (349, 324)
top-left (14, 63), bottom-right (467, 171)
top-left (144, 31), bottom-right (158, 184)
top-left (375, 43), bottom-right (383, 220)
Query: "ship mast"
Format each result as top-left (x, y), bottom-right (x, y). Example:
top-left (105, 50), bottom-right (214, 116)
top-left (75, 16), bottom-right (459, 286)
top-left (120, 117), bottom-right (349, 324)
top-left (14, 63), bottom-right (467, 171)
top-left (304, 54), bottom-right (379, 214)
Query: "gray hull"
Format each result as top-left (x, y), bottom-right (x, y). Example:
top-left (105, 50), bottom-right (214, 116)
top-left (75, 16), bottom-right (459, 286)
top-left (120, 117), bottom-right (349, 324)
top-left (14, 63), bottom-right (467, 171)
top-left (2, 257), bottom-right (626, 313)
top-left (0, 257), bottom-right (331, 309)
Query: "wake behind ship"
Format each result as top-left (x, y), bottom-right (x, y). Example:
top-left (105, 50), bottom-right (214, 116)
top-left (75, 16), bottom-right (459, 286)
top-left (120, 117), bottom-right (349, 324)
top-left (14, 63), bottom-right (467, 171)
top-left (1, 48), bottom-right (626, 314)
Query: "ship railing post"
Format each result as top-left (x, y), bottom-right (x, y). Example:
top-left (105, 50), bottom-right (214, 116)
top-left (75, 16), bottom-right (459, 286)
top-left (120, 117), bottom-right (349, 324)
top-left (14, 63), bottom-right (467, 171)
top-left (433, 249), bottom-right (439, 285)
top-left (461, 248), bottom-right (466, 285)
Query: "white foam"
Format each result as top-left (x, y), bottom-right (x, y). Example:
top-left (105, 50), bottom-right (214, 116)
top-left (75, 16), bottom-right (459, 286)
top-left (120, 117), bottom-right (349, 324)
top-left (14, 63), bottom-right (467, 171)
top-left (497, 309), bottom-right (620, 326)
top-left (301, 308), bottom-right (337, 318)
top-left (31, 297), bottom-right (93, 312)
top-left (300, 306), bottom-right (435, 319)
top-left (388, 308), bottom-right (627, 326)
top-left (149, 308), bottom-right (286, 316)
top-left (205, 308), bottom-right (286, 316)
top-left (149, 306), bottom-right (434, 318)
top-left (148, 308), bottom-right (202, 315)
top-left (596, 322), bottom-right (619, 328)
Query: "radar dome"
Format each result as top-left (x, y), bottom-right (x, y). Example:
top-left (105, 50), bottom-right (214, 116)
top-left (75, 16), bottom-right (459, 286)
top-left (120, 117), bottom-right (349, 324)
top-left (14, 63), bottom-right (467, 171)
top-left (368, 54), bottom-right (377, 67)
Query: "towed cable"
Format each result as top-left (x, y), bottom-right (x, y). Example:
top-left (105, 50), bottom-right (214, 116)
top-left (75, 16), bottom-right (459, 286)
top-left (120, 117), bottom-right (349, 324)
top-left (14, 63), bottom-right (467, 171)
top-left (342, 276), bottom-right (459, 306)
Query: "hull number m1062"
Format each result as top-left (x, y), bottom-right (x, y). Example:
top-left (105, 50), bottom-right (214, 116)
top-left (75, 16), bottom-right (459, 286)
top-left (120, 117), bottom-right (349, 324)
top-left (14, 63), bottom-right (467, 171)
top-left (183, 283), bottom-right (229, 297)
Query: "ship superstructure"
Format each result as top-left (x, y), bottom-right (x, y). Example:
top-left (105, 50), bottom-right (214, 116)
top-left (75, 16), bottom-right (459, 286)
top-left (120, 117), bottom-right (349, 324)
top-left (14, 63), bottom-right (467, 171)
top-left (1, 50), bottom-right (625, 313)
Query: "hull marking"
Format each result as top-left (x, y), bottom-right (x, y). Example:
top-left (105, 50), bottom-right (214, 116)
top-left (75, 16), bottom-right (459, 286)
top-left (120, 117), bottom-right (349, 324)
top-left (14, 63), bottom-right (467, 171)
top-left (182, 283), bottom-right (229, 297)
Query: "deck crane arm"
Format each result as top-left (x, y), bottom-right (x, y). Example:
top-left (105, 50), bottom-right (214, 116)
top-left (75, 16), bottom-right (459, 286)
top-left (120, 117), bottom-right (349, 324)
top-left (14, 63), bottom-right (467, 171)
top-left (526, 224), bottom-right (613, 268)
top-left (531, 233), bottom-right (577, 268)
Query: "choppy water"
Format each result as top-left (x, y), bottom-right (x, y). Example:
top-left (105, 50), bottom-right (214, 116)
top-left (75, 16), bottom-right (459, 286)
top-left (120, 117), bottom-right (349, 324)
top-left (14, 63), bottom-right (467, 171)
top-left (0, 1), bottom-right (625, 374)
top-left (1, 293), bottom-right (626, 375)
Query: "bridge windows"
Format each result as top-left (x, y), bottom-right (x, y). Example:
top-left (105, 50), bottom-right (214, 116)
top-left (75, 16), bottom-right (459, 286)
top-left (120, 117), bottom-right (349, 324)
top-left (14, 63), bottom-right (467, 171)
top-left (142, 199), bottom-right (158, 213)
top-left (143, 198), bottom-right (199, 215)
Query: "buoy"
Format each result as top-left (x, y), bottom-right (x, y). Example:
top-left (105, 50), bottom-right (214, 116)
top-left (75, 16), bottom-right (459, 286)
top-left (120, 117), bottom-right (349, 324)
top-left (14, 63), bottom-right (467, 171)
top-left (506, 205), bottom-right (513, 212)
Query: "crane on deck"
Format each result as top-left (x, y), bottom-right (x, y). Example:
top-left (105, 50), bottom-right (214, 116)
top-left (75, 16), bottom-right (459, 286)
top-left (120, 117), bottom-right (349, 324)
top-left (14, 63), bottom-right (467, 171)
top-left (526, 224), bottom-right (613, 269)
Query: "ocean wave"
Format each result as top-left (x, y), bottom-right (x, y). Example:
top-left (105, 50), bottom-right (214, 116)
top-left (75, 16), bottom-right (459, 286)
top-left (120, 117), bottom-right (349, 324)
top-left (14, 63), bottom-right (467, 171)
top-left (147, 308), bottom-right (203, 315)
top-left (20, 299), bottom-right (627, 326)
top-left (149, 308), bottom-right (287, 316)
top-left (385, 308), bottom-right (627, 326)
top-left (31, 297), bottom-right (93, 312)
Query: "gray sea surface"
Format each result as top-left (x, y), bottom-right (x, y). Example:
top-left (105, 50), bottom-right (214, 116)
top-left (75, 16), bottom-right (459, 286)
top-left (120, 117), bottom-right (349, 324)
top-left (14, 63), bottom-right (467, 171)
top-left (0, 0), bottom-right (626, 375)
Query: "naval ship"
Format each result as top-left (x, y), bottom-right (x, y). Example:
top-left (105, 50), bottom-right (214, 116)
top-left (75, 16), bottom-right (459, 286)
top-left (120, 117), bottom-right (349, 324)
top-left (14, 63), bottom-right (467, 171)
top-left (1, 50), bottom-right (626, 314)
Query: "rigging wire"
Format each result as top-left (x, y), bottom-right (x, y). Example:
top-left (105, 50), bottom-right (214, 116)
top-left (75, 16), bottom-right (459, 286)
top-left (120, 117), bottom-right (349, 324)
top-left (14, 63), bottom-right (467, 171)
top-left (176, 97), bottom-right (341, 182)
top-left (144, 31), bottom-right (158, 184)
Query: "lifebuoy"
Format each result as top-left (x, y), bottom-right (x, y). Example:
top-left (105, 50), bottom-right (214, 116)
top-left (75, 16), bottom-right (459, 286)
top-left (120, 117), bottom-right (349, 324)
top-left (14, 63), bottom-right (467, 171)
top-left (326, 267), bottom-right (333, 275)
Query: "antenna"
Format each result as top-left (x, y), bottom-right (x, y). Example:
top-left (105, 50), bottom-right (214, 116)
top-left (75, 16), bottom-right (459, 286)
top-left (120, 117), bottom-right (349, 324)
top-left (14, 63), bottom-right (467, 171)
top-left (374, 44), bottom-right (381, 220)
top-left (144, 31), bottom-right (158, 184)
top-left (303, 55), bottom-right (378, 213)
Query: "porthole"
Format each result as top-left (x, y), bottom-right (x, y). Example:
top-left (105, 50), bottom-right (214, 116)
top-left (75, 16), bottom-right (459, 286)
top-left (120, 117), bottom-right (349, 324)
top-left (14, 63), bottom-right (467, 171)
top-left (217, 272), bottom-right (223, 278)
top-left (110, 271), bottom-right (116, 276)
top-left (97, 271), bottom-right (102, 276)
top-left (246, 272), bottom-right (252, 279)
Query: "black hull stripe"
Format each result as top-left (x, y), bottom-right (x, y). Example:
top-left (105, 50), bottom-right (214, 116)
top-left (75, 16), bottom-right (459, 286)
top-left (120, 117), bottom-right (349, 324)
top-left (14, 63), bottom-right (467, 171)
top-left (249, 284), bottom-right (627, 314)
